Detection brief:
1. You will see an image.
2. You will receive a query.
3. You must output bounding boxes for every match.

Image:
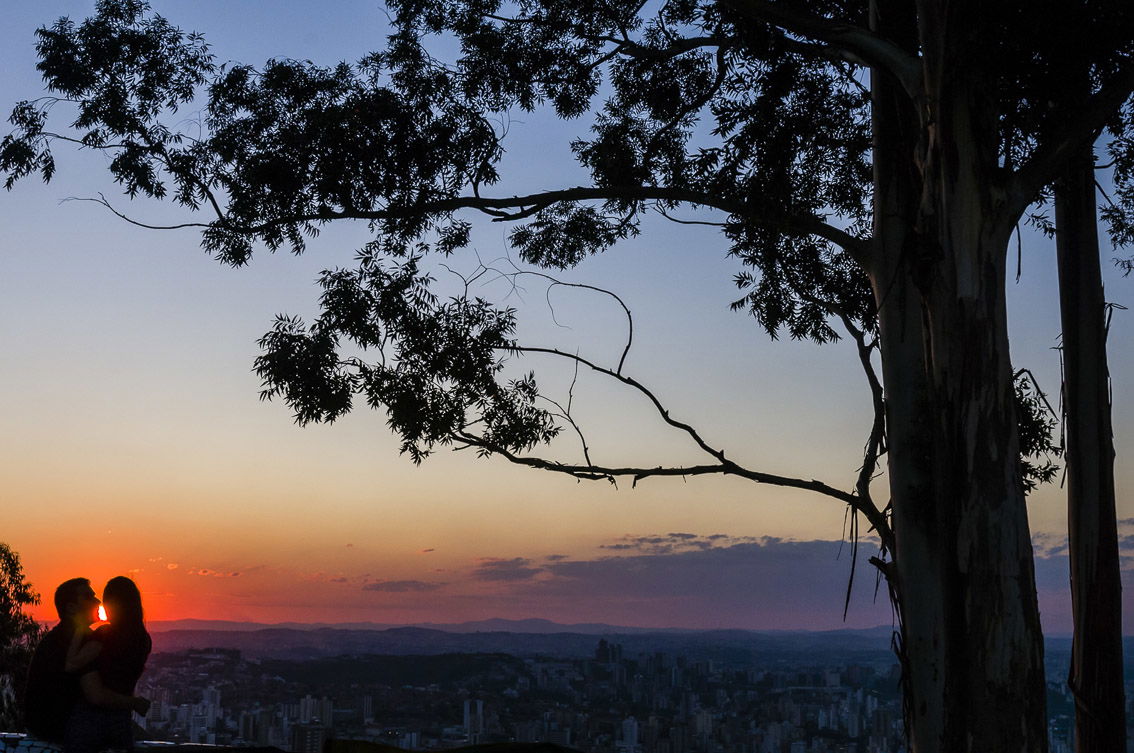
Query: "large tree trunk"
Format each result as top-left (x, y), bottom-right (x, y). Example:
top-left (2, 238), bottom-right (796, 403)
top-left (868, 4), bottom-right (1049, 749)
top-left (876, 230), bottom-right (1049, 753)
top-left (1055, 145), bottom-right (1127, 753)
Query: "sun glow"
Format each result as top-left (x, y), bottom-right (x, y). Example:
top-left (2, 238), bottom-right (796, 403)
top-left (97, 605), bottom-right (107, 622)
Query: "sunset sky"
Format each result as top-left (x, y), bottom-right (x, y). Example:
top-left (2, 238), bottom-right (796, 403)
top-left (3, 1), bottom-right (1133, 634)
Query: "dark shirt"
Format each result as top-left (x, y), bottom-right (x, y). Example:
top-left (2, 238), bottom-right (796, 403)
top-left (24, 623), bottom-right (86, 743)
top-left (87, 623), bottom-right (151, 695)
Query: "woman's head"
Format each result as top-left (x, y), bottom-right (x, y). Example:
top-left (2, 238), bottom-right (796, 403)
top-left (103, 576), bottom-right (144, 628)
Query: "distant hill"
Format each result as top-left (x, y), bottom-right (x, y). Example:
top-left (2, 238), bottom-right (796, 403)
top-left (146, 617), bottom-right (689, 634)
top-left (148, 622), bottom-right (901, 664)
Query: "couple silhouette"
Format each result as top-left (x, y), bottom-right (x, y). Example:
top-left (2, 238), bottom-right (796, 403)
top-left (24, 577), bottom-right (151, 753)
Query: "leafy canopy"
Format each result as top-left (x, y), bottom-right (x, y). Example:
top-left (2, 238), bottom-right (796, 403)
top-left (3, 0), bottom-right (1127, 490)
top-left (0, 543), bottom-right (43, 731)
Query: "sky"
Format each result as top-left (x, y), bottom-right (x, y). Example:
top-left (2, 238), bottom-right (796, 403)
top-left (2, 1), bottom-right (1132, 633)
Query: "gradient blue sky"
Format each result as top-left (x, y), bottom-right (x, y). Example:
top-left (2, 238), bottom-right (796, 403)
top-left (2, 1), bottom-right (1132, 632)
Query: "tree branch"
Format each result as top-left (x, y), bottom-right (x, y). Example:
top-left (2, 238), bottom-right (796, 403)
top-left (773, 282), bottom-right (890, 547)
top-left (1008, 67), bottom-right (1134, 222)
top-left (451, 430), bottom-right (887, 525)
top-left (502, 344), bottom-right (892, 539)
top-left (70, 183), bottom-right (869, 258)
top-left (538, 393), bottom-right (595, 467)
top-left (643, 45), bottom-right (729, 165)
top-left (511, 345), bottom-right (729, 463)
top-left (598, 34), bottom-right (730, 62)
top-left (489, 264), bottom-right (635, 375)
top-left (838, 312), bottom-right (887, 504)
top-left (61, 194), bottom-right (213, 231)
top-left (720, 0), bottom-right (922, 99)
top-left (233, 185), bottom-right (869, 257)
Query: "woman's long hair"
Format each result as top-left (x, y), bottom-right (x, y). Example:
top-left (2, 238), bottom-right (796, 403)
top-left (103, 576), bottom-right (146, 636)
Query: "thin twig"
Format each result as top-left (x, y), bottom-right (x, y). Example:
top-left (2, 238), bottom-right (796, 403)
top-left (61, 195), bottom-right (212, 231)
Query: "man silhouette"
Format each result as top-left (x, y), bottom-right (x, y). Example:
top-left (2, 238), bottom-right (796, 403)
top-left (23, 578), bottom-right (148, 745)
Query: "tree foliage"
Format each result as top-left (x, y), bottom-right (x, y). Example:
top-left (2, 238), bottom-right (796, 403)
top-left (2, 0), bottom-right (1115, 494)
top-left (4, 1), bottom-right (1133, 748)
top-left (0, 544), bottom-right (43, 732)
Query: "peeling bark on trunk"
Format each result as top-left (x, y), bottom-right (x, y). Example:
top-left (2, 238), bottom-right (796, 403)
top-left (1055, 146), bottom-right (1127, 753)
top-left (868, 4), bottom-right (1050, 749)
top-left (877, 228), bottom-right (1049, 753)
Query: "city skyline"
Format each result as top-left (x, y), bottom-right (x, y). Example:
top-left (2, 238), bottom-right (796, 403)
top-left (2, 0), bottom-right (1133, 633)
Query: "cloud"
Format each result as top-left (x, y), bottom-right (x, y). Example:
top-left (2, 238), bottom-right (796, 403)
top-left (1031, 532), bottom-right (1068, 557)
top-left (329, 577), bottom-right (348, 583)
top-left (362, 580), bottom-right (445, 592)
top-left (420, 548), bottom-right (435, 554)
top-left (186, 568), bottom-right (240, 578)
top-left (166, 563), bottom-right (179, 570)
top-left (1032, 531), bottom-right (1134, 560)
top-left (472, 557), bottom-right (543, 582)
top-left (599, 532), bottom-right (765, 555)
top-left (1022, 538), bottom-right (1134, 634)
top-left (542, 540), bottom-right (882, 601)
top-left (544, 554), bottom-right (568, 561)
top-left (451, 539), bottom-right (895, 629)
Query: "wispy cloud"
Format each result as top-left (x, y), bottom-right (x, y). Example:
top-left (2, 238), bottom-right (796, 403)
top-left (187, 568), bottom-right (240, 578)
top-left (453, 537), bottom-right (893, 629)
top-left (1032, 532), bottom-right (1068, 557)
top-left (472, 557), bottom-right (543, 582)
top-left (362, 580), bottom-right (446, 592)
top-left (598, 532), bottom-right (789, 555)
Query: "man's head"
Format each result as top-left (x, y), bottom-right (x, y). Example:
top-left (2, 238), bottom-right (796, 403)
top-left (53, 577), bottom-right (99, 622)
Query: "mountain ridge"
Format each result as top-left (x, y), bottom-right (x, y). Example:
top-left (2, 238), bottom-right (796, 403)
top-left (145, 621), bottom-right (901, 661)
top-left (146, 616), bottom-right (895, 636)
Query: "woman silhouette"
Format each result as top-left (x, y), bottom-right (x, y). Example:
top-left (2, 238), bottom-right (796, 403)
top-left (64, 576), bottom-right (152, 753)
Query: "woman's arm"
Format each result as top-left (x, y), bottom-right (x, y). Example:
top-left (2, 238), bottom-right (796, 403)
top-left (65, 629), bottom-right (102, 672)
top-left (78, 671), bottom-right (151, 715)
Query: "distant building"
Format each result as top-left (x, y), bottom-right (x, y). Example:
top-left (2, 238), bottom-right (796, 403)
top-left (298, 694), bottom-right (334, 728)
top-left (463, 699), bottom-right (484, 742)
top-left (620, 715), bottom-right (640, 753)
top-left (290, 723), bottom-right (327, 753)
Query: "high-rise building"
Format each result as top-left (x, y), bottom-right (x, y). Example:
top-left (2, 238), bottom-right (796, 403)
top-left (290, 723), bottom-right (327, 753)
top-left (239, 710), bottom-right (259, 742)
top-left (299, 695), bottom-right (318, 724)
top-left (298, 694), bottom-right (333, 726)
top-left (621, 715), bottom-right (640, 753)
top-left (361, 694), bottom-right (374, 723)
top-left (463, 699), bottom-right (484, 742)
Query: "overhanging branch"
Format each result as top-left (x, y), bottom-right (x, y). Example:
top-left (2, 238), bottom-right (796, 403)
top-left (81, 184), bottom-right (870, 258)
top-left (499, 344), bottom-right (892, 545)
top-left (721, 0), bottom-right (922, 99)
top-left (452, 430), bottom-right (890, 536)
top-left (1008, 67), bottom-right (1134, 222)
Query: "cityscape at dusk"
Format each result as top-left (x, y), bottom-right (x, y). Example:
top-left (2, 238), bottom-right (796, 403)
top-left (2, 0), bottom-right (1133, 640)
